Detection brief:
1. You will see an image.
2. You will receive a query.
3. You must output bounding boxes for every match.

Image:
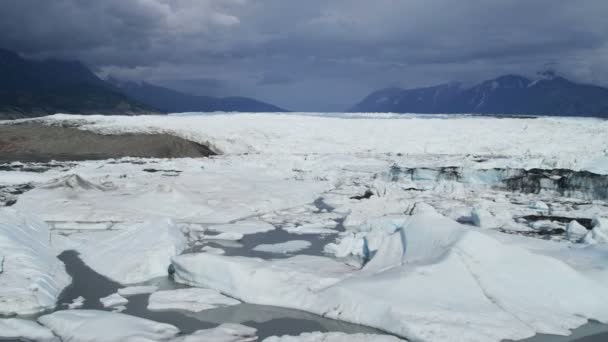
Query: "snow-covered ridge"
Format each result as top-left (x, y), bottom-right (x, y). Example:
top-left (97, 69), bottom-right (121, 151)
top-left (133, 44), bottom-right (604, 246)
top-left (23, 113), bottom-right (608, 173)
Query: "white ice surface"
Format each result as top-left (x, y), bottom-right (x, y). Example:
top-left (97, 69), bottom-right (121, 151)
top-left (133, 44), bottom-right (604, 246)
top-left (0, 318), bottom-right (58, 342)
top-left (263, 332), bottom-right (405, 342)
top-left (253, 240), bottom-right (312, 254)
top-left (173, 212), bottom-right (608, 342)
top-left (147, 288), bottom-right (240, 312)
top-left (0, 208), bottom-right (70, 316)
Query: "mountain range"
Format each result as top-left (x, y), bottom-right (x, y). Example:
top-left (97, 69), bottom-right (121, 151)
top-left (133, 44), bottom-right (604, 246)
top-left (0, 48), bottom-right (153, 119)
top-left (108, 78), bottom-right (285, 113)
top-left (351, 74), bottom-right (608, 117)
top-left (0, 48), bottom-right (284, 119)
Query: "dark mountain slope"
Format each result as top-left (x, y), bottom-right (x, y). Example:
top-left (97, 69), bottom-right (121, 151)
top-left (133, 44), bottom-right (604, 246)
top-left (110, 79), bottom-right (286, 113)
top-left (0, 49), bottom-right (154, 119)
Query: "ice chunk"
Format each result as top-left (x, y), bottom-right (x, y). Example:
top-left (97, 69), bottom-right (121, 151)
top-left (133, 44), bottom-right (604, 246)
top-left (208, 232), bottom-right (245, 241)
top-left (529, 200), bottom-right (549, 211)
top-left (78, 219), bottom-right (188, 283)
top-left (117, 285), bottom-right (159, 297)
top-left (0, 318), bottom-right (58, 342)
top-left (68, 296), bottom-right (85, 309)
top-left (263, 332), bottom-right (405, 342)
top-left (0, 208), bottom-right (70, 316)
top-left (201, 246), bottom-right (226, 255)
top-left (38, 310), bottom-right (180, 341)
top-left (173, 323), bottom-right (257, 342)
top-left (566, 221), bottom-right (588, 242)
top-left (253, 240), bottom-right (311, 254)
top-left (148, 288), bottom-right (240, 312)
top-left (209, 220), bottom-right (276, 235)
top-left (99, 293), bottom-right (128, 308)
top-left (471, 207), bottom-right (505, 229)
top-left (584, 216), bottom-right (608, 244)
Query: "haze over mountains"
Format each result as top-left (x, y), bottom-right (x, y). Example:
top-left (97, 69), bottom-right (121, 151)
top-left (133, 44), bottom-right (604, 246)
top-left (352, 74), bottom-right (608, 117)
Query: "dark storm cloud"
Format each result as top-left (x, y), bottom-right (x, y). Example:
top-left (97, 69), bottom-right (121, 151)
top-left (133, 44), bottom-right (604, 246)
top-left (1, 0), bottom-right (607, 110)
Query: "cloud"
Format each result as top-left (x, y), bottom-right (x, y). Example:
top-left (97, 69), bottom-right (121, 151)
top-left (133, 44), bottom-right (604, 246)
top-left (1, 0), bottom-right (607, 110)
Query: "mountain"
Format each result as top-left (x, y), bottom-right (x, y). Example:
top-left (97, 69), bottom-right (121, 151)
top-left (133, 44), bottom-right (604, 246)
top-left (351, 75), bottom-right (608, 117)
top-left (109, 78), bottom-right (286, 113)
top-left (0, 49), bottom-right (154, 119)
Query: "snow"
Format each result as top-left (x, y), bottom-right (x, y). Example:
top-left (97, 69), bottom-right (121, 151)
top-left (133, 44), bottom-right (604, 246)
top-left (0, 318), bottom-right (58, 342)
top-left (38, 310), bottom-right (180, 341)
top-left (118, 285), bottom-right (159, 297)
top-left (0, 208), bottom-right (70, 316)
top-left (263, 332), bottom-right (405, 342)
top-left (99, 293), bottom-right (128, 308)
top-left (147, 288), bottom-right (240, 312)
top-left (253, 240), bottom-right (312, 254)
top-left (77, 219), bottom-right (188, 284)
top-left (173, 212), bottom-right (608, 342)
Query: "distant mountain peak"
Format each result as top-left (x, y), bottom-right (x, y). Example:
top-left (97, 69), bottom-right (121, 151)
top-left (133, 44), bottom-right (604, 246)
top-left (351, 74), bottom-right (608, 117)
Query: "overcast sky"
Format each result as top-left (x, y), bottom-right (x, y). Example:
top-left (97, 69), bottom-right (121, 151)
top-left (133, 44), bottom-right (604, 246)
top-left (1, 0), bottom-right (608, 111)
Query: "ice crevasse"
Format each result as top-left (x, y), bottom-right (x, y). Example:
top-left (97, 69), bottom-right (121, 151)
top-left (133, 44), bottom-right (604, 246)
top-left (172, 211), bottom-right (608, 342)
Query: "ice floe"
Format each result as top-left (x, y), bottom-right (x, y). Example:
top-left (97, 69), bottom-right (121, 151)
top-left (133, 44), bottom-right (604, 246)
top-left (253, 240), bottom-right (312, 254)
top-left (68, 296), bottom-right (85, 309)
top-left (38, 310), bottom-right (180, 341)
top-left (99, 293), bottom-right (128, 308)
top-left (147, 288), bottom-right (240, 312)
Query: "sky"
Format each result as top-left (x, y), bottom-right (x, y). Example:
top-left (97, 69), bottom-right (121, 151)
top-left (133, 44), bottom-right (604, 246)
top-left (1, 0), bottom-right (608, 111)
